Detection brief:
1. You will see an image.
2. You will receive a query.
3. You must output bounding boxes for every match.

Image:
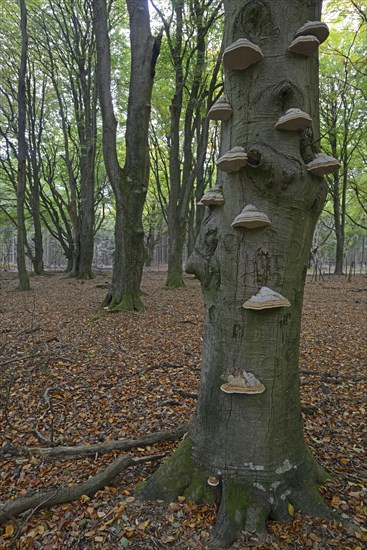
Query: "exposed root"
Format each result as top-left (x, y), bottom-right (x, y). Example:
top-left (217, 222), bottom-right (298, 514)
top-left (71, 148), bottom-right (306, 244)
top-left (0, 454), bottom-right (163, 525)
top-left (139, 437), bottom-right (347, 548)
top-left (1, 425), bottom-right (189, 459)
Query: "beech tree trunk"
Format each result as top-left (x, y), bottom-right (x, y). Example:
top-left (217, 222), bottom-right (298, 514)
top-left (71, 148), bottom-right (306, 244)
top-left (93, 0), bottom-right (160, 310)
top-left (140, 1), bottom-right (334, 546)
top-left (17, 0), bottom-right (30, 290)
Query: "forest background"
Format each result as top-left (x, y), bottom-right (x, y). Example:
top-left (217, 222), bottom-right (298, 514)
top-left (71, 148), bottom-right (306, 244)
top-left (0, 0), bottom-right (366, 285)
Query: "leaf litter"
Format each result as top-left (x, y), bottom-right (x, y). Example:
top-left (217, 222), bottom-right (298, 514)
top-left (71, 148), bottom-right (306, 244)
top-left (0, 270), bottom-right (366, 548)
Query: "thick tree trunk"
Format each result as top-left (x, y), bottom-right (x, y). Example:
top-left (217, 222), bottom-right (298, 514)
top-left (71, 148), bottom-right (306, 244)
top-left (140, 1), bottom-right (334, 546)
top-left (17, 0), bottom-right (30, 290)
top-left (94, 0), bottom-right (160, 310)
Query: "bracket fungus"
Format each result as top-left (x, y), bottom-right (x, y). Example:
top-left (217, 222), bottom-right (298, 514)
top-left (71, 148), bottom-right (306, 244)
top-left (275, 108), bottom-right (312, 131)
top-left (231, 204), bottom-right (271, 229)
top-left (220, 371), bottom-right (265, 395)
top-left (198, 185), bottom-right (225, 206)
top-left (208, 96), bottom-right (233, 121)
top-left (288, 35), bottom-right (320, 56)
top-left (207, 475), bottom-right (220, 487)
top-left (243, 286), bottom-right (291, 310)
top-left (216, 146), bottom-right (247, 173)
top-left (295, 21), bottom-right (329, 44)
top-left (223, 38), bottom-right (264, 71)
top-left (306, 153), bottom-right (341, 176)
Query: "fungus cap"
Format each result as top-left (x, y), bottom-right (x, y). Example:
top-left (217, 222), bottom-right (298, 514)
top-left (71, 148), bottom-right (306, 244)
top-left (306, 154), bottom-right (341, 176)
top-left (220, 382), bottom-right (265, 394)
top-left (207, 476), bottom-right (220, 487)
top-left (288, 35), bottom-right (320, 56)
top-left (198, 185), bottom-right (225, 206)
top-left (275, 108), bottom-right (312, 131)
top-left (223, 38), bottom-right (264, 70)
top-left (295, 21), bottom-right (329, 44)
top-left (220, 372), bottom-right (265, 395)
top-left (208, 97), bottom-right (233, 121)
top-left (231, 204), bottom-right (271, 229)
top-left (243, 286), bottom-right (291, 310)
top-left (216, 146), bottom-right (247, 173)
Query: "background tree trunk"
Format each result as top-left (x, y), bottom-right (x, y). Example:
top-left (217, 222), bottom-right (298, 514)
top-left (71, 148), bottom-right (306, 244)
top-left (17, 0), bottom-right (30, 290)
top-left (93, 0), bottom-right (160, 310)
top-left (140, 1), bottom-right (334, 546)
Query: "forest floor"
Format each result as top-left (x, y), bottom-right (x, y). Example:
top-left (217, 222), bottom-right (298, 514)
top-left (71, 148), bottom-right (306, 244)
top-left (0, 269), bottom-right (366, 549)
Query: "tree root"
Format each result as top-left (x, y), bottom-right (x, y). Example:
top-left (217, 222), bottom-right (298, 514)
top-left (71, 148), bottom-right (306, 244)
top-left (1, 425), bottom-right (189, 459)
top-left (0, 453), bottom-right (164, 525)
top-left (138, 436), bottom-right (356, 548)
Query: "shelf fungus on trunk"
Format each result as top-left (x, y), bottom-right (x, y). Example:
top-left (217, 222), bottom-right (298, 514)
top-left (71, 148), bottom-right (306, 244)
top-left (231, 204), bottom-right (271, 229)
top-left (198, 185), bottom-right (225, 207)
top-left (223, 38), bottom-right (264, 71)
top-left (207, 475), bottom-right (220, 487)
top-left (295, 21), bottom-right (329, 44)
top-left (208, 96), bottom-right (233, 121)
top-left (288, 35), bottom-right (320, 56)
top-left (216, 146), bottom-right (247, 173)
top-left (220, 371), bottom-right (265, 395)
top-left (306, 154), bottom-right (341, 176)
top-left (275, 108), bottom-right (312, 131)
top-left (243, 286), bottom-right (291, 310)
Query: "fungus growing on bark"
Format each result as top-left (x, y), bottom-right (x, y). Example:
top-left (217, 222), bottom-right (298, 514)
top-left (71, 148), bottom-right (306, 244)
top-left (306, 154), bottom-right (341, 176)
top-left (220, 371), bottom-right (265, 394)
top-left (208, 96), bottom-right (233, 121)
top-left (231, 204), bottom-right (271, 229)
top-left (295, 21), bottom-right (329, 44)
top-left (223, 38), bottom-right (264, 70)
top-left (216, 146), bottom-right (247, 173)
top-left (275, 108), bottom-right (312, 131)
top-left (288, 35), bottom-right (320, 56)
top-left (243, 286), bottom-right (291, 310)
top-left (207, 475), bottom-right (220, 487)
top-left (198, 185), bottom-right (225, 206)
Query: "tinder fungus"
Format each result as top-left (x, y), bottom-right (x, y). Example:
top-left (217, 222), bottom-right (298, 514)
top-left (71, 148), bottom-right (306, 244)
top-left (275, 108), bottom-right (312, 131)
top-left (243, 287), bottom-right (291, 310)
top-left (220, 372), bottom-right (265, 395)
top-left (223, 38), bottom-right (264, 71)
top-left (306, 154), bottom-right (341, 176)
top-left (231, 204), bottom-right (271, 229)
top-left (198, 185), bottom-right (225, 206)
top-left (208, 96), bottom-right (233, 121)
top-left (216, 146), bottom-right (247, 173)
top-left (295, 21), bottom-right (329, 44)
top-left (288, 35), bottom-right (320, 55)
top-left (207, 476), bottom-right (220, 487)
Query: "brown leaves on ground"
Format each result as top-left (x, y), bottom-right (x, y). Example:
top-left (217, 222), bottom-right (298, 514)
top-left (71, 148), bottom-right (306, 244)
top-left (0, 269), bottom-right (366, 549)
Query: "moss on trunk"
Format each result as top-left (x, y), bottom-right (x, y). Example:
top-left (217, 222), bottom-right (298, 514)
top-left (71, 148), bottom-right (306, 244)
top-left (139, 436), bottom-right (335, 548)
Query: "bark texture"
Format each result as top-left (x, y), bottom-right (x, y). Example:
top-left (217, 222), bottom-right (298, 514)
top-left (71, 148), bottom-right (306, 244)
top-left (140, 1), bottom-right (333, 546)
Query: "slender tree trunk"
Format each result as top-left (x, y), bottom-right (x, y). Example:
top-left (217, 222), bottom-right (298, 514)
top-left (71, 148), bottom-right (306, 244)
top-left (93, 0), bottom-right (160, 310)
top-left (17, 0), bottom-right (30, 290)
top-left (74, 65), bottom-right (98, 280)
top-left (140, 1), bottom-right (335, 547)
top-left (27, 81), bottom-right (45, 276)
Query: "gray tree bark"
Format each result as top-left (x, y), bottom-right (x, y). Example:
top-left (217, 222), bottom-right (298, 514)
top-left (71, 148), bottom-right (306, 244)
top-left (17, 0), bottom-right (30, 290)
top-left (139, 1), bottom-right (335, 546)
top-left (93, 0), bottom-right (160, 310)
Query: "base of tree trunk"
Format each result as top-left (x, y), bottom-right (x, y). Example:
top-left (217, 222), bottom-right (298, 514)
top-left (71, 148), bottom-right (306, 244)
top-left (164, 274), bottom-right (186, 289)
top-left (102, 291), bottom-right (145, 312)
top-left (138, 436), bottom-right (339, 548)
top-left (76, 272), bottom-right (95, 280)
